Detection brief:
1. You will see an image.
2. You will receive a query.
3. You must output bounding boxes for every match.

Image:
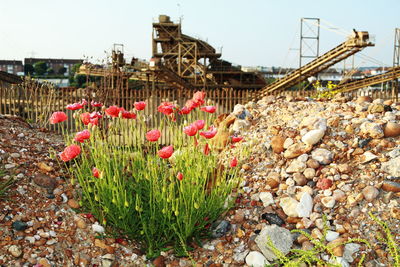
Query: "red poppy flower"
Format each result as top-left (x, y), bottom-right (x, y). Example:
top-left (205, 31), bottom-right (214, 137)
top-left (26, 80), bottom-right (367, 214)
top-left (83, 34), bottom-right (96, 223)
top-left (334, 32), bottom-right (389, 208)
top-left (179, 106), bottom-right (191, 115)
top-left (146, 129), bottom-right (161, 142)
top-left (90, 100), bottom-right (103, 107)
top-left (92, 167), bottom-right (100, 178)
top-left (49, 111), bottom-right (68, 124)
top-left (230, 157), bottom-right (238, 167)
top-left (192, 91), bottom-right (206, 106)
top-left (203, 143), bottom-right (210, 155)
top-left (80, 112), bottom-right (91, 125)
top-left (74, 129), bottom-right (91, 143)
top-left (158, 145), bottom-right (174, 159)
top-left (200, 106), bottom-right (216, 113)
top-left (105, 105), bottom-right (124, 117)
top-left (121, 110), bottom-right (137, 119)
top-left (90, 111), bottom-right (103, 119)
top-left (183, 124), bottom-right (198, 136)
top-left (134, 101), bottom-right (146, 111)
top-left (194, 120), bottom-right (205, 130)
top-left (231, 136), bottom-right (244, 143)
top-left (200, 127), bottom-right (217, 139)
top-left (81, 99), bottom-right (88, 106)
top-left (59, 145), bottom-right (81, 162)
top-left (177, 172), bottom-right (183, 181)
top-left (185, 99), bottom-right (199, 111)
top-left (157, 102), bottom-right (175, 115)
top-left (66, 102), bottom-right (84, 110)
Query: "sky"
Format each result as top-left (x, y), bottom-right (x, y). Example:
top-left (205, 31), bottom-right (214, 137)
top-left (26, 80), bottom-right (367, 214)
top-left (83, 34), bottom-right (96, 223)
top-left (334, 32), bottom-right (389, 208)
top-left (0, 0), bottom-right (399, 69)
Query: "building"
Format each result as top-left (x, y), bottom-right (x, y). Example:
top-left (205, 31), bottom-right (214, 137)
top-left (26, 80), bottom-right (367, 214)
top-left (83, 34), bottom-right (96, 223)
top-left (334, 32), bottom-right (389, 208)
top-left (24, 58), bottom-right (83, 76)
top-left (0, 60), bottom-right (24, 75)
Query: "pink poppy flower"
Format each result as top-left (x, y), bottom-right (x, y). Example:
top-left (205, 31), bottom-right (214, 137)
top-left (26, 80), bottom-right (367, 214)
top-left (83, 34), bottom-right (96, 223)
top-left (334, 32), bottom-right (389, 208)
top-left (80, 112), bottom-right (91, 125)
top-left (203, 143), bottom-right (210, 155)
top-left (200, 106), bottom-right (216, 113)
top-left (121, 110), bottom-right (137, 119)
top-left (177, 172), bottom-right (183, 181)
top-left (230, 157), bottom-right (238, 168)
top-left (92, 167), bottom-right (100, 178)
top-left (90, 111), bottom-right (103, 119)
top-left (200, 127), bottom-right (217, 139)
top-left (49, 111), bottom-right (68, 124)
top-left (90, 100), bottom-right (103, 107)
top-left (183, 124), bottom-right (198, 136)
top-left (158, 145), bottom-right (174, 159)
top-left (194, 120), bottom-right (205, 130)
top-left (66, 102), bottom-right (84, 110)
top-left (185, 99), bottom-right (199, 111)
top-left (231, 136), bottom-right (244, 143)
top-left (157, 102), bottom-right (175, 116)
top-left (146, 129), bottom-right (161, 142)
top-left (105, 105), bottom-right (124, 117)
top-left (59, 145), bottom-right (81, 162)
top-left (81, 99), bottom-right (88, 106)
top-left (179, 106), bottom-right (191, 115)
top-left (134, 101), bottom-right (146, 111)
top-left (74, 129), bottom-right (91, 143)
top-left (192, 91), bottom-right (206, 106)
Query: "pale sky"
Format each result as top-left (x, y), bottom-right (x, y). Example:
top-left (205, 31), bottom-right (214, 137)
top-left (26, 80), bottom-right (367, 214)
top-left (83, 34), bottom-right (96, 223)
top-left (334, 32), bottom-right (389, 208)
top-left (0, 0), bottom-right (399, 68)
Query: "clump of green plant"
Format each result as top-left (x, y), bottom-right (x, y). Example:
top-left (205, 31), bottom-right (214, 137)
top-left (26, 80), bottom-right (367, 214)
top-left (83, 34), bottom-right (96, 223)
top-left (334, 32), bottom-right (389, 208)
top-left (369, 212), bottom-right (399, 266)
top-left (0, 167), bottom-right (15, 199)
top-left (265, 215), bottom-right (370, 267)
top-left (52, 92), bottom-right (247, 258)
top-left (311, 80), bottom-right (340, 100)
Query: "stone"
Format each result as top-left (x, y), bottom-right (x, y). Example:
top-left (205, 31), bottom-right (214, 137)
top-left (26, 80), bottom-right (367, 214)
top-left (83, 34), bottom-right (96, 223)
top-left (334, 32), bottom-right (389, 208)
top-left (367, 103), bottom-right (385, 113)
top-left (382, 156), bottom-right (400, 177)
top-left (8, 245), bottom-right (22, 258)
top-left (284, 143), bottom-right (312, 159)
top-left (296, 192), bottom-right (313, 218)
top-left (37, 162), bottom-right (53, 172)
top-left (255, 224), bottom-right (293, 261)
top-left (261, 213), bottom-right (285, 226)
top-left (316, 178), bottom-right (333, 190)
top-left (361, 151), bottom-right (378, 163)
top-left (301, 129), bottom-right (325, 146)
top-left (212, 220), bottom-right (230, 238)
top-left (266, 178), bottom-right (279, 189)
top-left (279, 197), bottom-right (299, 217)
top-left (92, 223), bottom-right (105, 234)
top-left (12, 220), bottom-right (28, 231)
top-left (10, 152), bottom-right (20, 158)
top-left (101, 254), bottom-right (115, 267)
top-left (337, 164), bottom-right (351, 174)
top-left (232, 119), bottom-right (250, 133)
top-left (259, 192), bottom-right (274, 207)
top-left (233, 209), bottom-right (245, 223)
top-left (67, 199), bottom-right (80, 209)
top-left (381, 180), bottom-right (400, 192)
top-left (283, 138), bottom-right (294, 149)
top-left (343, 243), bottom-right (361, 263)
top-left (329, 238), bottom-right (346, 257)
top-left (75, 218), bottom-right (87, 229)
top-left (286, 160), bottom-right (306, 173)
top-left (321, 196), bottom-right (336, 208)
top-left (325, 231), bottom-right (339, 242)
top-left (384, 122), bottom-right (400, 137)
top-left (293, 173), bottom-right (307, 186)
top-left (271, 135), bottom-right (285, 154)
top-left (4, 163), bottom-right (15, 169)
top-left (303, 167), bottom-right (317, 179)
top-left (360, 122), bottom-right (384, 139)
top-left (33, 173), bottom-right (58, 189)
top-left (153, 255), bottom-right (166, 267)
top-left (38, 258), bottom-right (51, 267)
top-left (356, 96), bottom-right (373, 104)
top-left (362, 186), bottom-right (379, 201)
top-left (311, 148), bottom-right (333, 165)
top-left (245, 251), bottom-right (269, 267)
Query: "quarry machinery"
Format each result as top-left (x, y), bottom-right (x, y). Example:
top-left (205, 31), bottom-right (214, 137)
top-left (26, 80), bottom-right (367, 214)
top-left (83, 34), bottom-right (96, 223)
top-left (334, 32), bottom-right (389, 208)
top-left (258, 30), bottom-right (374, 98)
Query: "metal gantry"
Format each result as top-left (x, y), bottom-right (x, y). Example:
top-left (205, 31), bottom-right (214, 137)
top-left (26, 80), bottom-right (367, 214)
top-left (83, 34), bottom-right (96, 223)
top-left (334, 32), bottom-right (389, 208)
top-left (300, 18), bottom-right (320, 68)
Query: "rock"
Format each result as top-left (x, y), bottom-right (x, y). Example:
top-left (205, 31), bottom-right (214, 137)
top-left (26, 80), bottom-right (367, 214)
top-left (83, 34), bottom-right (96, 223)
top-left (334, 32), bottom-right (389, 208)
top-left (361, 151), bottom-right (378, 163)
top-left (306, 158), bottom-right (320, 169)
top-left (153, 255), bottom-right (166, 267)
top-left (301, 129), bottom-right (325, 146)
top-left (33, 173), bottom-right (58, 189)
top-left (232, 119), bottom-right (250, 133)
top-left (286, 160), bottom-right (306, 173)
top-left (311, 148), bottom-right (333, 165)
top-left (316, 178), bottom-right (333, 190)
top-left (337, 164), bottom-right (351, 174)
top-left (8, 245), bottom-right (22, 258)
top-left (259, 192), bottom-right (274, 207)
top-left (233, 209), bottom-right (245, 223)
top-left (242, 163), bottom-right (251, 171)
top-left (92, 223), bottom-right (105, 234)
top-left (38, 258), bottom-right (51, 267)
top-left (329, 238), bottom-right (346, 257)
top-left (94, 239), bottom-right (108, 249)
top-left (283, 138), bottom-right (294, 149)
top-left (245, 251), bottom-right (269, 267)
top-left (255, 224), bottom-right (293, 261)
top-left (10, 152), bottom-right (20, 158)
top-left (384, 122), bottom-right (400, 137)
top-left (261, 213), bottom-right (285, 226)
top-left (296, 192), bottom-right (313, 218)
top-left (284, 143), bottom-right (312, 159)
top-left (279, 197), bottom-right (299, 217)
top-left (101, 254), bottom-right (115, 267)
top-left (271, 135), bottom-right (285, 153)
top-left (67, 199), bottom-right (80, 209)
top-left (343, 243), bottom-right (361, 263)
top-left (325, 231), bottom-right (339, 242)
top-left (293, 173), bottom-right (307, 186)
top-left (4, 163), bottom-right (15, 169)
top-left (356, 96), bottom-right (373, 104)
top-left (212, 220), bottom-right (230, 238)
top-left (12, 220), bottom-right (28, 231)
top-left (367, 103), bottom-right (385, 113)
top-left (37, 162), bottom-right (53, 172)
top-left (382, 156), bottom-right (400, 176)
top-left (381, 180), bottom-right (400, 192)
top-left (362, 186), bottom-right (379, 201)
top-left (75, 217), bottom-right (87, 229)
top-left (360, 122), bottom-right (384, 139)
top-left (321, 196), bottom-right (336, 208)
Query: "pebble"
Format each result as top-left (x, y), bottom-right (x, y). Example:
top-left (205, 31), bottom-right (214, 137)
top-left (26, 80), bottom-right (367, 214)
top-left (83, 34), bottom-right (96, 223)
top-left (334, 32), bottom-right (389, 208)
top-left (92, 223), bottom-right (105, 234)
top-left (212, 220), bottom-right (231, 238)
top-left (311, 148), bottom-right (333, 165)
top-left (33, 173), bottom-right (58, 189)
top-left (303, 168), bottom-right (316, 179)
top-left (259, 192), bottom-right (274, 207)
top-left (67, 199), bottom-right (81, 209)
top-left (302, 129), bottom-right (325, 145)
top-left (296, 192), bottom-right (313, 218)
top-left (12, 220), bottom-right (28, 231)
top-left (384, 122), bottom-right (400, 137)
top-left (343, 243), bottom-right (361, 263)
top-left (245, 251), bottom-right (269, 267)
top-left (362, 185), bottom-right (379, 201)
top-left (8, 245), bottom-right (22, 258)
top-left (255, 224), bottom-right (293, 261)
top-left (279, 197), bottom-right (299, 217)
top-left (101, 254), bottom-right (115, 267)
top-left (10, 152), bottom-right (20, 158)
top-left (321, 196), bottom-right (336, 208)
top-left (261, 213), bottom-right (284, 226)
top-left (381, 180), bottom-right (400, 192)
top-left (4, 163), bottom-right (16, 169)
top-left (325, 230), bottom-right (339, 242)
